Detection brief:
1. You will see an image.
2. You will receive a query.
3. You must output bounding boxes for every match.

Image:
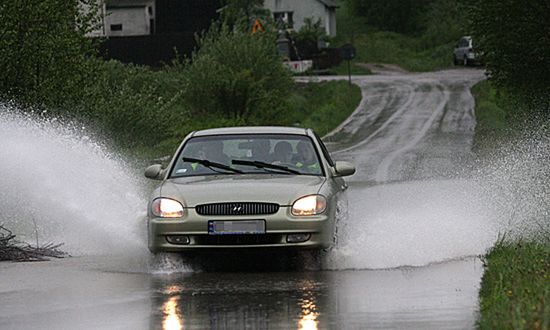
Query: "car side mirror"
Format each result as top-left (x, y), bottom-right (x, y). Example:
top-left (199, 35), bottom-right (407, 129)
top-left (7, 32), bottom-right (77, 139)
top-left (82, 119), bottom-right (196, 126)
top-left (332, 161), bottom-right (355, 177)
top-left (145, 164), bottom-right (165, 180)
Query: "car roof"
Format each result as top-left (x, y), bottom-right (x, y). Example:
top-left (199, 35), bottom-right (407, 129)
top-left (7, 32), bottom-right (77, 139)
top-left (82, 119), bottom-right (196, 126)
top-left (192, 126), bottom-right (310, 137)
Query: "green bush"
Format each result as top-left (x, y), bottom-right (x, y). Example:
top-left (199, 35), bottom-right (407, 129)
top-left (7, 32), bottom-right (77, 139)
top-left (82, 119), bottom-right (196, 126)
top-left (179, 24), bottom-right (293, 124)
top-left (71, 60), bottom-right (186, 150)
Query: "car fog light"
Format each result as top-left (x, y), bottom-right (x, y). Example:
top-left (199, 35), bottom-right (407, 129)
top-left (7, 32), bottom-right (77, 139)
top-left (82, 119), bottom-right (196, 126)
top-left (166, 235), bottom-right (190, 245)
top-left (287, 234), bottom-right (311, 243)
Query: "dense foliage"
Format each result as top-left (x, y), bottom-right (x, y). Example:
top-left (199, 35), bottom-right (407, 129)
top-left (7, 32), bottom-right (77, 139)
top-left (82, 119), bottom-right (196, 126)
top-left (220, 0), bottom-right (268, 27)
top-left (290, 18), bottom-right (328, 59)
top-left (346, 0), bottom-right (431, 34)
top-left (0, 0), bottom-right (99, 106)
top-left (337, 0), bottom-right (467, 71)
top-left (467, 0), bottom-right (550, 96)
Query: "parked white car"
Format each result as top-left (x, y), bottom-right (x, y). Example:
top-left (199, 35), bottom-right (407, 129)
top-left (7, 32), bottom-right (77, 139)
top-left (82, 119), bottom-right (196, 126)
top-left (453, 36), bottom-right (481, 66)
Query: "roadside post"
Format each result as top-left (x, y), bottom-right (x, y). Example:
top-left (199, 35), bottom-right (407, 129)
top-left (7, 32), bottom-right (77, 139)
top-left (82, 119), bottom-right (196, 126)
top-left (340, 44), bottom-right (356, 86)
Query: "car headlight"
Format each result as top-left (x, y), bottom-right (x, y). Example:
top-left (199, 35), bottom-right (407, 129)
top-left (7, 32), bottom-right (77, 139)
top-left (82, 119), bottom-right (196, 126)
top-left (291, 195), bottom-right (327, 216)
top-left (151, 198), bottom-right (185, 218)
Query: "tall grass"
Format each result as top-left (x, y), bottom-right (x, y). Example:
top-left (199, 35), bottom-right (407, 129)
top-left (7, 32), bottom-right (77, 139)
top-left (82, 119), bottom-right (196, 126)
top-left (478, 238), bottom-right (549, 329)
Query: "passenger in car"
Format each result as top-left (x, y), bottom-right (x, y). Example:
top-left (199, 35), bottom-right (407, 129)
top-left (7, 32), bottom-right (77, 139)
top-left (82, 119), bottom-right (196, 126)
top-left (271, 141), bottom-right (293, 165)
top-left (294, 141), bottom-right (320, 173)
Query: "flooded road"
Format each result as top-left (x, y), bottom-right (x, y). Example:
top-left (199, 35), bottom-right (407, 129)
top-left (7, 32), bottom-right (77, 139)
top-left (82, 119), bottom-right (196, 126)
top-left (1, 69), bottom-right (494, 329)
top-left (0, 255), bottom-right (482, 329)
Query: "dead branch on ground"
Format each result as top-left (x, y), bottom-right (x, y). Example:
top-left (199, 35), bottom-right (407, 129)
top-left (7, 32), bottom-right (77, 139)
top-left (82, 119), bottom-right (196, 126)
top-left (0, 225), bottom-right (68, 261)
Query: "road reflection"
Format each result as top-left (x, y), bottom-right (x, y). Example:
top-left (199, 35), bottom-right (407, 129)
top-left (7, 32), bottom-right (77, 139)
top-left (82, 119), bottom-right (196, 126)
top-left (150, 271), bottom-right (326, 330)
top-left (297, 280), bottom-right (319, 330)
top-left (149, 258), bottom-right (482, 329)
top-left (162, 297), bottom-right (183, 330)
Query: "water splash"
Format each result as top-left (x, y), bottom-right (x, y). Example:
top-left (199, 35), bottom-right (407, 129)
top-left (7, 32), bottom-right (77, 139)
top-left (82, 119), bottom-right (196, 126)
top-left (0, 105), bottom-right (148, 256)
top-left (326, 180), bottom-right (498, 269)
top-left (148, 253), bottom-right (196, 274)
top-left (326, 134), bottom-right (549, 270)
top-left (1, 103), bottom-right (547, 273)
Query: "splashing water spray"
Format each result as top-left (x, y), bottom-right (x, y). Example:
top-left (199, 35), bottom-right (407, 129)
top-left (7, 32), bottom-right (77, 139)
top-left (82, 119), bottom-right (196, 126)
top-left (1, 104), bottom-right (548, 272)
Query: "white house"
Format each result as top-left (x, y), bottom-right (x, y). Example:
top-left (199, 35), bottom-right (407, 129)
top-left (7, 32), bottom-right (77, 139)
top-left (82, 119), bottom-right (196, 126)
top-left (263, 0), bottom-right (338, 37)
top-left (87, 0), bottom-right (156, 37)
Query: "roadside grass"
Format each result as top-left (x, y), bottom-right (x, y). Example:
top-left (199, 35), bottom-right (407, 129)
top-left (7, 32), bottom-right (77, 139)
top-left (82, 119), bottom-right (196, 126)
top-left (478, 239), bottom-right (550, 329)
top-left (473, 79), bottom-right (550, 329)
top-left (329, 62), bottom-right (372, 75)
top-left (470, 79), bottom-right (542, 150)
top-left (471, 80), bottom-right (510, 149)
top-left (335, 30), bottom-right (456, 72)
top-left (285, 80), bottom-right (361, 137)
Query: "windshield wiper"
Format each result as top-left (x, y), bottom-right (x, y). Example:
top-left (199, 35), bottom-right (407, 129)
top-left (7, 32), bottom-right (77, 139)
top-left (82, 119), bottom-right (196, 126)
top-left (182, 157), bottom-right (243, 174)
top-left (232, 159), bottom-right (301, 175)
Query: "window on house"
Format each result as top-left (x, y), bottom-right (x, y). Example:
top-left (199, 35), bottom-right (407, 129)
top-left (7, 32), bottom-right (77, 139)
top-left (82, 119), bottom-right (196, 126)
top-left (274, 12), bottom-right (293, 29)
top-left (110, 24), bottom-right (123, 31)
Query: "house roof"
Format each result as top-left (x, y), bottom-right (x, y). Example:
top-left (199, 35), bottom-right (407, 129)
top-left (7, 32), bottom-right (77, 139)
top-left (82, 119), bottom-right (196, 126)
top-left (317, 0), bottom-right (339, 8)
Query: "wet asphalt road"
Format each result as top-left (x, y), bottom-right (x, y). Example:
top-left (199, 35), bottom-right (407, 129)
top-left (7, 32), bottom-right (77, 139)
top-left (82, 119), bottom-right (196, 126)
top-left (0, 68), bottom-right (489, 329)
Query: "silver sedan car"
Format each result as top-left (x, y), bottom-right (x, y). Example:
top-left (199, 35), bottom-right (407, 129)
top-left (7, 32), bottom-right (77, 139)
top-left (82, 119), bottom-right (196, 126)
top-left (145, 126), bottom-right (355, 253)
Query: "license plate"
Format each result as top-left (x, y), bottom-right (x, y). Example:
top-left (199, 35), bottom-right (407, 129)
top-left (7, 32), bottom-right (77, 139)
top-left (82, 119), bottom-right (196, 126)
top-left (208, 220), bottom-right (266, 235)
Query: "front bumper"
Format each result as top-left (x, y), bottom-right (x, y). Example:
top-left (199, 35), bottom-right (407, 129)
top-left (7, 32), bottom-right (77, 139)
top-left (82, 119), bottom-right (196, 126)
top-left (147, 206), bottom-right (332, 252)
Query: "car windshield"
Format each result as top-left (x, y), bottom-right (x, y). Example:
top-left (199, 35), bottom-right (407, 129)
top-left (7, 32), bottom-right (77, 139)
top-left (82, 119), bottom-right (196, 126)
top-left (170, 134), bottom-right (324, 177)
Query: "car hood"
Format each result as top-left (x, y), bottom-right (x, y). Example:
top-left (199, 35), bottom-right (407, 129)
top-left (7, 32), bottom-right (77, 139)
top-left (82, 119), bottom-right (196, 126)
top-left (161, 174), bottom-right (326, 206)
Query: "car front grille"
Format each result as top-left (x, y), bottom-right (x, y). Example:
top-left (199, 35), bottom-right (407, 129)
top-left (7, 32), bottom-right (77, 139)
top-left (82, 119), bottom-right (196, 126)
top-left (195, 202), bottom-right (280, 216)
top-left (194, 234), bottom-right (282, 246)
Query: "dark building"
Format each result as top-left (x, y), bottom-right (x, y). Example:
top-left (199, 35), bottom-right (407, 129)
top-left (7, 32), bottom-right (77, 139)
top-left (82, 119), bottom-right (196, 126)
top-left (156, 0), bottom-right (220, 33)
top-left (99, 0), bottom-right (221, 66)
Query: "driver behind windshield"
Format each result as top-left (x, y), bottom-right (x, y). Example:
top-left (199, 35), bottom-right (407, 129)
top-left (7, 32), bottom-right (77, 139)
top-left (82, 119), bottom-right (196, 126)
top-left (174, 141), bottom-right (229, 175)
top-left (201, 141), bottom-right (230, 165)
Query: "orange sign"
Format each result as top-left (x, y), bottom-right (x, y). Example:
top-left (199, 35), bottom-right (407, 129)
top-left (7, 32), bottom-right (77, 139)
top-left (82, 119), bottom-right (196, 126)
top-left (252, 19), bottom-right (264, 33)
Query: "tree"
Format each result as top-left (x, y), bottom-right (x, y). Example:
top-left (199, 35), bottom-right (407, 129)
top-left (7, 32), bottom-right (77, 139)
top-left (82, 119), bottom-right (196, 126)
top-left (468, 0), bottom-right (550, 103)
top-left (180, 23), bottom-right (293, 123)
top-left (0, 0), bottom-right (100, 106)
top-left (220, 0), bottom-right (269, 30)
top-left (347, 0), bottom-right (432, 34)
top-left (290, 17), bottom-right (328, 59)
